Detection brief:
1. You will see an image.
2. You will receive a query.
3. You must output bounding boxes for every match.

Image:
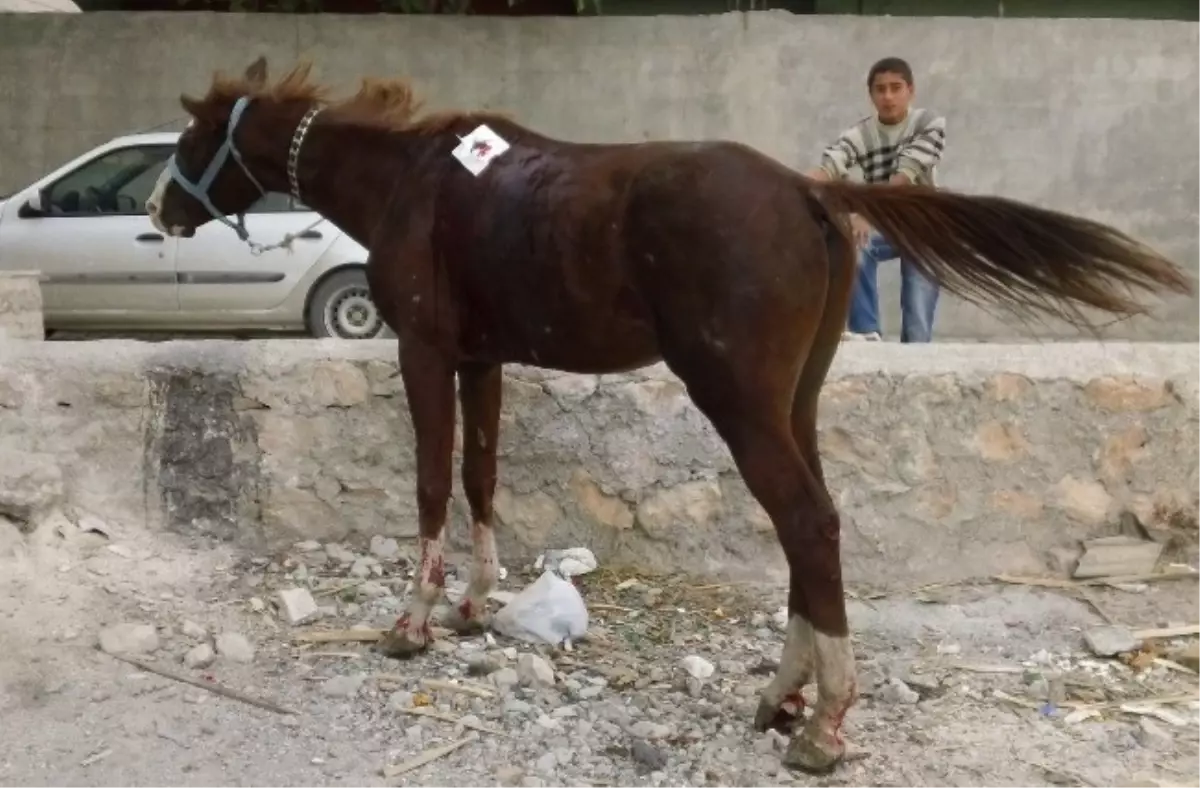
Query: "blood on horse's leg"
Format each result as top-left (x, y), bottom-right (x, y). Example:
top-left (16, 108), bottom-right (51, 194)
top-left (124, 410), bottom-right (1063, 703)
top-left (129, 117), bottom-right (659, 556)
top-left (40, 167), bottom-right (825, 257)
top-left (380, 343), bottom-right (456, 658)
top-left (388, 531), bottom-right (445, 649)
top-left (755, 614), bottom-right (816, 733)
top-left (780, 509), bottom-right (857, 774)
top-left (444, 363), bottom-right (503, 634)
top-left (693, 397), bottom-right (856, 772)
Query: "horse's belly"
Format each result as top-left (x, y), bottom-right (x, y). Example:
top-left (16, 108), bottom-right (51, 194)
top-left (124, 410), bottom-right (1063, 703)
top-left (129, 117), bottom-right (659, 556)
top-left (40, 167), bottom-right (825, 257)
top-left (464, 300), bottom-right (660, 373)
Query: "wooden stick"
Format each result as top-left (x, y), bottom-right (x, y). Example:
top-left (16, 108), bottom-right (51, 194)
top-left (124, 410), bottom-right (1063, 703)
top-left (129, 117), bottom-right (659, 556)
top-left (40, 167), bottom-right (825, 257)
top-left (949, 662), bottom-right (1025, 675)
top-left (294, 628), bottom-right (383, 643)
top-left (1133, 624), bottom-right (1200, 640)
top-left (314, 579), bottom-right (368, 598)
top-left (1064, 691), bottom-right (1199, 712)
top-left (382, 731), bottom-right (478, 778)
top-left (1152, 657), bottom-right (1198, 676)
top-left (106, 653), bottom-right (296, 715)
top-left (396, 706), bottom-right (510, 737)
top-left (79, 748), bottom-right (113, 767)
top-left (993, 569), bottom-right (1197, 589)
top-left (590, 603), bottom-right (634, 612)
top-left (294, 626), bottom-right (453, 644)
top-left (421, 678), bottom-right (495, 699)
top-left (1075, 587), bottom-right (1118, 626)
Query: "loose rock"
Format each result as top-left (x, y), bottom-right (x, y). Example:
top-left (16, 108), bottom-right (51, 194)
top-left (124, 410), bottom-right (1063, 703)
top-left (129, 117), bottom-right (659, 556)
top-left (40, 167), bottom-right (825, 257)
top-left (321, 674), bottom-right (366, 697)
top-left (369, 535), bottom-right (400, 559)
top-left (465, 651), bottom-right (504, 676)
top-left (629, 720), bottom-right (672, 740)
top-left (1135, 718), bottom-right (1173, 749)
top-left (517, 653), bottom-right (556, 687)
top-left (878, 677), bottom-right (920, 705)
top-left (680, 655), bottom-right (715, 680)
top-left (492, 667), bottom-right (520, 692)
top-left (183, 644), bottom-right (215, 669)
top-left (214, 632), bottom-right (255, 663)
top-left (276, 587), bottom-right (319, 625)
top-left (180, 620), bottom-right (208, 640)
top-left (97, 623), bottom-right (159, 656)
top-left (630, 739), bottom-right (668, 771)
top-left (325, 543), bottom-right (356, 563)
top-left (1084, 625), bottom-right (1139, 657)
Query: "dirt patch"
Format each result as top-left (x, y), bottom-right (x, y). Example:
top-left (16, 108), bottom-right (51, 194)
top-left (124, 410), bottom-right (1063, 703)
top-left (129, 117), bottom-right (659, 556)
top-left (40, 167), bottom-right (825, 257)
top-left (1, 516), bottom-right (1196, 787)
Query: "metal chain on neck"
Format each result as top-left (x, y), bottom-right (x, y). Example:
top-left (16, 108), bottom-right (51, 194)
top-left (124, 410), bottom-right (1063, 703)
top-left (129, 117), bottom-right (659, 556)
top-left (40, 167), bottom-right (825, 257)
top-left (246, 105), bottom-right (326, 257)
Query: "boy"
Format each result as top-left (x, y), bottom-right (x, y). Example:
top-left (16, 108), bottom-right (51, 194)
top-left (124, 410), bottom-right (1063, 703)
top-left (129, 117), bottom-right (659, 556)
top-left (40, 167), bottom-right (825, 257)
top-left (806, 57), bottom-right (947, 343)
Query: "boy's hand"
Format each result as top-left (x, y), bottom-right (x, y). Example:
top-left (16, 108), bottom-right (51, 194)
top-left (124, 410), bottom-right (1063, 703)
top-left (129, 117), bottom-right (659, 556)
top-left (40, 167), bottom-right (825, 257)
top-left (850, 213), bottom-right (872, 248)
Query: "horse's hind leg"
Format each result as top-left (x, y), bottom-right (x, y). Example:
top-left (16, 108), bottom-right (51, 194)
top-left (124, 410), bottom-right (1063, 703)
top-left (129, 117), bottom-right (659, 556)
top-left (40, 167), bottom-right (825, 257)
top-left (672, 363), bottom-right (854, 773)
top-left (380, 338), bottom-right (457, 658)
top-left (781, 218), bottom-right (859, 772)
top-left (756, 207), bottom-right (860, 758)
top-left (442, 362), bottom-right (503, 634)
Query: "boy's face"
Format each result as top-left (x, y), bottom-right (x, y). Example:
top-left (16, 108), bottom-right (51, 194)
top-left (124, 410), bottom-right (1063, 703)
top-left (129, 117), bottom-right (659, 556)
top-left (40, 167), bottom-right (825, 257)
top-left (869, 71), bottom-right (913, 124)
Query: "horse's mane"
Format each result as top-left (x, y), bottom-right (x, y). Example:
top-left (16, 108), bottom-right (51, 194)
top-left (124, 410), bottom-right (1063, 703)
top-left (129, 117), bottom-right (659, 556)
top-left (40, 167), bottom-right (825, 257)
top-left (187, 60), bottom-right (507, 135)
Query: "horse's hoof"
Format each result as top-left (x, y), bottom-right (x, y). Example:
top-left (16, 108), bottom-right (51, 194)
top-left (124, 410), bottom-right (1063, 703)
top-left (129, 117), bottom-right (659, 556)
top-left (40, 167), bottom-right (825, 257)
top-left (442, 605), bottom-right (490, 636)
top-left (378, 628), bottom-right (428, 659)
top-left (782, 733), bottom-right (844, 775)
top-left (753, 698), bottom-right (800, 734)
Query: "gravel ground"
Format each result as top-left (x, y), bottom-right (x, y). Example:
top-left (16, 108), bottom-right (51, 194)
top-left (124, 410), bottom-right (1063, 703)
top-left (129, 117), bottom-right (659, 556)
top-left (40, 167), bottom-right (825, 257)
top-left (1, 516), bottom-right (1197, 787)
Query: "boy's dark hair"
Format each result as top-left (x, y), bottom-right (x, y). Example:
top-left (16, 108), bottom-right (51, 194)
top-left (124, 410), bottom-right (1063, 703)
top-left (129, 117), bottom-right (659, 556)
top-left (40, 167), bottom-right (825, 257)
top-left (867, 57), bottom-right (914, 88)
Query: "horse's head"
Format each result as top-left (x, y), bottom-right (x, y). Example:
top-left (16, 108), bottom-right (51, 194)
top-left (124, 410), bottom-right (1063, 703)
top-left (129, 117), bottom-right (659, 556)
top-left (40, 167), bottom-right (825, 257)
top-left (147, 57), bottom-right (277, 239)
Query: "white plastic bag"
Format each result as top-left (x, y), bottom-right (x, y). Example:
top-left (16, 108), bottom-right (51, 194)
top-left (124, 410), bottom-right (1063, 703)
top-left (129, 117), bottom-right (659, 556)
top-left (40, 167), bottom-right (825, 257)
top-left (540, 546), bottom-right (598, 579)
top-left (492, 570), bottom-right (589, 646)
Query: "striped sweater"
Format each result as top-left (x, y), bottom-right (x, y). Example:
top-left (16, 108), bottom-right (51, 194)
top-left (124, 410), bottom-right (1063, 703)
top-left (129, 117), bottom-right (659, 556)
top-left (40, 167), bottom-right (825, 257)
top-left (818, 108), bottom-right (947, 186)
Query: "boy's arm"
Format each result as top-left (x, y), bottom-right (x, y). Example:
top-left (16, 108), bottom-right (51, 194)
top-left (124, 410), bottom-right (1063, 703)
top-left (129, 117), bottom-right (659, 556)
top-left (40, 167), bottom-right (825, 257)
top-left (892, 113), bottom-right (947, 184)
top-left (805, 124), bottom-right (862, 181)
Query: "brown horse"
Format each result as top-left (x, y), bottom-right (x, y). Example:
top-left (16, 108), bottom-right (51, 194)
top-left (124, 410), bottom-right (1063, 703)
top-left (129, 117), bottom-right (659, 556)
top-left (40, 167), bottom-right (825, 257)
top-left (147, 58), bottom-right (1191, 773)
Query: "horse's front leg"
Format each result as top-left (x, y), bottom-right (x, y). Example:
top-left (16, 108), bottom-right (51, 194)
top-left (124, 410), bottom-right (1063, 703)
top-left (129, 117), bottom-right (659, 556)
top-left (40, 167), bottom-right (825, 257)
top-left (380, 338), bottom-right (457, 658)
top-left (443, 362), bottom-right (503, 634)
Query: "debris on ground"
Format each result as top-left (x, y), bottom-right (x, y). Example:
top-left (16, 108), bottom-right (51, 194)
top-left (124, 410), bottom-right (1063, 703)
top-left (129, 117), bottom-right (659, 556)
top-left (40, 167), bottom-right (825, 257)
top-left (492, 569), bottom-right (589, 646)
top-left (276, 587), bottom-right (319, 625)
top-left (1074, 535), bottom-right (1166, 579)
top-left (1085, 624), bottom-right (1140, 657)
top-left (2, 525), bottom-right (1196, 787)
top-left (96, 622), bottom-right (159, 656)
top-left (539, 546), bottom-right (599, 579)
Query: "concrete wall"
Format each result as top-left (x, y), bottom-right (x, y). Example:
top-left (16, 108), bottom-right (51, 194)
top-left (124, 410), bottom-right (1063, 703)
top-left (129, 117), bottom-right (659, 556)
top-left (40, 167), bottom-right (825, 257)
top-left (2, 339), bottom-right (1196, 589)
top-left (0, 11), bottom-right (1195, 340)
top-left (0, 273), bottom-right (43, 341)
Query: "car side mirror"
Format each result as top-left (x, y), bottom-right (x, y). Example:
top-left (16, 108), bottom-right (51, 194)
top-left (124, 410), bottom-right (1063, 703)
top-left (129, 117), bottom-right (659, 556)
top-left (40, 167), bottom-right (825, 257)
top-left (17, 191), bottom-right (45, 219)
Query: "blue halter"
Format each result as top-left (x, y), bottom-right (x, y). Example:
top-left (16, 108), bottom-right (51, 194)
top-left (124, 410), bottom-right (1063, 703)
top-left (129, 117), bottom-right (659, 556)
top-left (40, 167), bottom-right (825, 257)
top-left (166, 95), bottom-right (267, 241)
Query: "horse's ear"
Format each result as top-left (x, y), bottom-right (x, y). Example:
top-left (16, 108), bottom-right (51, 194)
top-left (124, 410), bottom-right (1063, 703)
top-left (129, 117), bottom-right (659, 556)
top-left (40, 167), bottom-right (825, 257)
top-left (180, 94), bottom-right (216, 129)
top-left (244, 56), bottom-right (268, 88)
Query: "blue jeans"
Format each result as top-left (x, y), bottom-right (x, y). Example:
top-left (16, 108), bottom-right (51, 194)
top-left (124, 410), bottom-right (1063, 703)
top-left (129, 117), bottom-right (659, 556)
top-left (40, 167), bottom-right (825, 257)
top-left (847, 231), bottom-right (940, 343)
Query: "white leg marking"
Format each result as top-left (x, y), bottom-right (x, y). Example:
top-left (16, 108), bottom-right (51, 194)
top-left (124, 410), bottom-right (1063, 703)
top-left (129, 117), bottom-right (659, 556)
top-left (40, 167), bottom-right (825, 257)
top-left (763, 615), bottom-right (816, 707)
top-left (803, 632), bottom-right (858, 752)
top-left (458, 520), bottom-right (498, 621)
top-left (398, 532), bottom-right (446, 641)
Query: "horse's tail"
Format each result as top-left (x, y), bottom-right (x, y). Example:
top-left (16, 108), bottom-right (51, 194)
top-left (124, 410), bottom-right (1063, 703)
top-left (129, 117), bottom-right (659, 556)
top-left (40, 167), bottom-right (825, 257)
top-left (805, 178), bottom-right (1194, 332)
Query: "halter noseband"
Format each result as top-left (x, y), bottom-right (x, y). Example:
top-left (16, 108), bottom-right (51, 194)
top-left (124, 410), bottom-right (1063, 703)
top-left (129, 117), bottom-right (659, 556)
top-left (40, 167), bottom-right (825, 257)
top-left (165, 95), bottom-right (265, 242)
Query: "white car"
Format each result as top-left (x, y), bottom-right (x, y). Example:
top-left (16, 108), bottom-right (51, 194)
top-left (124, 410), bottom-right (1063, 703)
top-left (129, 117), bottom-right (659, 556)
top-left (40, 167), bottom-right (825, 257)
top-left (0, 131), bottom-right (388, 339)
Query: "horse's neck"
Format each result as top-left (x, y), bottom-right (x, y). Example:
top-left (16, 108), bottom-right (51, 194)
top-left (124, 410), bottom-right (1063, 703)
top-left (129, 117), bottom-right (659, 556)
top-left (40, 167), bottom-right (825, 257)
top-left (296, 121), bottom-right (437, 247)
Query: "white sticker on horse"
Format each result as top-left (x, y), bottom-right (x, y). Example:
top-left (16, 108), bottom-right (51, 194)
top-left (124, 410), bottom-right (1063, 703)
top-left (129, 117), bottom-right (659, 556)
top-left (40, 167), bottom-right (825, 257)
top-left (452, 125), bottom-right (510, 176)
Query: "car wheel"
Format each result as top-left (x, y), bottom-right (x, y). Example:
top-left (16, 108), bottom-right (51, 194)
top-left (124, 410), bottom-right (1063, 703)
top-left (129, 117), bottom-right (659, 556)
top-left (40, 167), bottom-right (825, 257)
top-left (306, 269), bottom-right (387, 339)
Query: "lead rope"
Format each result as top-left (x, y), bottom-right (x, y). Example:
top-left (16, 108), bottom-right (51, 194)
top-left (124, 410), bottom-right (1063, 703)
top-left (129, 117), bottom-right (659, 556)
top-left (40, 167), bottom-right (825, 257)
top-left (245, 104), bottom-right (327, 257)
top-left (245, 214), bottom-right (327, 256)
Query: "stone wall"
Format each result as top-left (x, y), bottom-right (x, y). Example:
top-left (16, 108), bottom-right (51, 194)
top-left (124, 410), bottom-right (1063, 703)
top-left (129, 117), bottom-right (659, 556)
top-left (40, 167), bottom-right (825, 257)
top-left (2, 339), bottom-right (1195, 588)
top-left (0, 11), bottom-right (1196, 341)
top-left (0, 273), bottom-right (43, 341)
